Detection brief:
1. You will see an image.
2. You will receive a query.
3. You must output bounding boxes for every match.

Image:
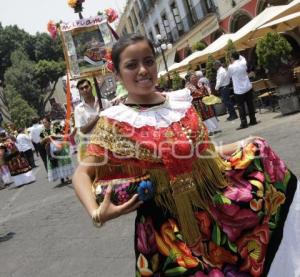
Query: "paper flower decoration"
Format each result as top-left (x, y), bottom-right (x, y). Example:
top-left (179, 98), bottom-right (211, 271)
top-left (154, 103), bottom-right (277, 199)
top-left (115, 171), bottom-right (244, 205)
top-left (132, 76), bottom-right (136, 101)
top-left (104, 8), bottom-right (118, 23)
top-left (67, 0), bottom-right (85, 8)
top-left (47, 20), bottom-right (57, 39)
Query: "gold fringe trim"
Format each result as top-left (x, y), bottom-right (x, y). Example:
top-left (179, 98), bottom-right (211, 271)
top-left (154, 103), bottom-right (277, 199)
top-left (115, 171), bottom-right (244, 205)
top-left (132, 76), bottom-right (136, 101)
top-left (151, 144), bottom-right (228, 245)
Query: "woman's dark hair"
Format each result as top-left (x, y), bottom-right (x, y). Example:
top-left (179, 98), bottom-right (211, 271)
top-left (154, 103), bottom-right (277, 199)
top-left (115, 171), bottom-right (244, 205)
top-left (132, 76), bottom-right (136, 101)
top-left (76, 79), bottom-right (91, 89)
top-left (112, 33), bottom-right (156, 74)
top-left (185, 71), bottom-right (195, 81)
top-left (231, 51), bottom-right (240, 60)
top-left (43, 116), bottom-right (51, 123)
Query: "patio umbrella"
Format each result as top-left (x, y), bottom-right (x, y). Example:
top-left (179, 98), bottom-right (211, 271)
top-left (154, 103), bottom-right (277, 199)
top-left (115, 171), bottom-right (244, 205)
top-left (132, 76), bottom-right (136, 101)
top-left (250, 11), bottom-right (300, 39)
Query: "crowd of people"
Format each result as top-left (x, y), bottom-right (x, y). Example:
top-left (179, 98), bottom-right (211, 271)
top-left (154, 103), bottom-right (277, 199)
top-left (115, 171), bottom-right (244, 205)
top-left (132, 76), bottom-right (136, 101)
top-left (72, 34), bottom-right (299, 277)
top-left (0, 115), bottom-right (76, 189)
top-left (1, 33), bottom-right (299, 276)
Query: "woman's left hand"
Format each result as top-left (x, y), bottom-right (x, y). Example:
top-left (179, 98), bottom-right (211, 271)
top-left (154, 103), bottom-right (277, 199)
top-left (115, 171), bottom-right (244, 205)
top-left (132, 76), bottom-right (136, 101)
top-left (99, 186), bottom-right (143, 224)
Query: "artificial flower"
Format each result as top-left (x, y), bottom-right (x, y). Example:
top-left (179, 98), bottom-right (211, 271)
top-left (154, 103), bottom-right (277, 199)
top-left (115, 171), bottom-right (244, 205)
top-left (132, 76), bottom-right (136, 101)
top-left (104, 8), bottom-right (118, 23)
top-left (47, 20), bottom-right (57, 40)
top-left (137, 180), bottom-right (154, 202)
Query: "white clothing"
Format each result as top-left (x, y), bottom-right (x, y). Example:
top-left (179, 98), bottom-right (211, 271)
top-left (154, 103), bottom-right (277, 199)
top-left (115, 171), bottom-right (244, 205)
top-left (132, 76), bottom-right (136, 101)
top-left (29, 124), bottom-right (44, 144)
top-left (228, 55), bottom-right (252, 95)
top-left (215, 66), bottom-right (230, 91)
top-left (11, 171), bottom-right (36, 187)
top-left (268, 180), bottom-right (300, 277)
top-left (203, 117), bottom-right (220, 133)
top-left (101, 88), bottom-right (192, 128)
top-left (16, 134), bottom-right (33, 152)
top-left (74, 97), bottom-right (111, 133)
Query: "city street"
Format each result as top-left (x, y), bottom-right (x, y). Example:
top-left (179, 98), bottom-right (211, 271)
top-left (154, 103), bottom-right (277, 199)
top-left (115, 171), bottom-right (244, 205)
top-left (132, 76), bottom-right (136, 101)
top-left (0, 109), bottom-right (299, 277)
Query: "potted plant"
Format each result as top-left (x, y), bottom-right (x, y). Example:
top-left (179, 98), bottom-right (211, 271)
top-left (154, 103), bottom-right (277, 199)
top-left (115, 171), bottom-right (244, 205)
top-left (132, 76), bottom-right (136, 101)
top-left (206, 55), bottom-right (226, 116)
top-left (171, 71), bottom-right (183, 90)
top-left (256, 32), bottom-right (299, 114)
top-left (225, 39), bottom-right (236, 66)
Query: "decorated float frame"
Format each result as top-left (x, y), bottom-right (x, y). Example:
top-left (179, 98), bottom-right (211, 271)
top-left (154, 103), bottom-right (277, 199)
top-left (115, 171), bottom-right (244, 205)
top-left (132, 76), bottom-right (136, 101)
top-left (59, 16), bottom-right (115, 80)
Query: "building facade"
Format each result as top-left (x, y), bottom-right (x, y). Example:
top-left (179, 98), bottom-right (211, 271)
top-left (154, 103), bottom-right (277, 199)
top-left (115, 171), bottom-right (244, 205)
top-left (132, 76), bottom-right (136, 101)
top-left (116, 0), bottom-right (298, 73)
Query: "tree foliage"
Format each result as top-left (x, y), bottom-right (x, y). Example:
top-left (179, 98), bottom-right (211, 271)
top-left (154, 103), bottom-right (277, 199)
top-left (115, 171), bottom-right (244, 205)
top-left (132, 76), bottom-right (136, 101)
top-left (225, 39), bottom-right (236, 66)
top-left (205, 55), bottom-right (216, 83)
top-left (4, 85), bottom-right (37, 128)
top-left (0, 23), bottom-right (66, 121)
top-left (256, 32), bottom-right (292, 73)
top-left (171, 71), bottom-right (183, 90)
top-left (192, 41), bottom-right (206, 52)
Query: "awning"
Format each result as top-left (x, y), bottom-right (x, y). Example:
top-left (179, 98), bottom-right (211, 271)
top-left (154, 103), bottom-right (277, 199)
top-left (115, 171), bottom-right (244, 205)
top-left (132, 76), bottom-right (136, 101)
top-left (250, 11), bottom-right (300, 40)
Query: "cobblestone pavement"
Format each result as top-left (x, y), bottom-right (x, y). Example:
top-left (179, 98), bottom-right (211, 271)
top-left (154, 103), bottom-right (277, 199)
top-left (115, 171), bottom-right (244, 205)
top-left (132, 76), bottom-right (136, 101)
top-left (0, 109), bottom-right (299, 277)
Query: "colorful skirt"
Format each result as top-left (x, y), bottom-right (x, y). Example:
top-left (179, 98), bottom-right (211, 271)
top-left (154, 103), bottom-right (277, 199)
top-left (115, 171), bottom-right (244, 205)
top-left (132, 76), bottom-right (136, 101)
top-left (134, 140), bottom-right (299, 277)
top-left (192, 97), bottom-right (215, 121)
top-left (47, 145), bottom-right (74, 182)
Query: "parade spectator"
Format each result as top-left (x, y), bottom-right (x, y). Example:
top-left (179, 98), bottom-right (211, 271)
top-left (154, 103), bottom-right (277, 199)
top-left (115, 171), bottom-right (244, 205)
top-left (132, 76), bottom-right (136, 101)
top-left (72, 34), bottom-right (299, 276)
top-left (49, 98), bottom-right (66, 121)
top-left (74, 79), bottom-right (111, 160)
top-left (16, 128), bottom-right (36, 168)
top-left (28, 117), bottom-right (47, 170)
top-left (214, 60), bottom-right (238, 121)
top-left (0, 131), bottom-right (35, 188)
top-left (40, 117), bottom-right (73, 185)
top-left (185, 71), bottom-right (221, 135)
top-left (228, 52), bottom-right (259, 129)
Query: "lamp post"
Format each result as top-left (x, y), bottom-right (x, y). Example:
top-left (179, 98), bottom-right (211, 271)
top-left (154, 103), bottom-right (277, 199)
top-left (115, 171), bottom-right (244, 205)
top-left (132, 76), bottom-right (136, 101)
top-left (155, 34), bottom-right (172, 89)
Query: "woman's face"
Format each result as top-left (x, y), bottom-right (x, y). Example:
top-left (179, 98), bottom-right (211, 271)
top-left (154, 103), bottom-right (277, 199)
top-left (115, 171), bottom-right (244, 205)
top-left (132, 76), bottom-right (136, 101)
top-left (190, 74), bottom-right (198, 85)
top-left (117, 40), bottom-right (157, 97)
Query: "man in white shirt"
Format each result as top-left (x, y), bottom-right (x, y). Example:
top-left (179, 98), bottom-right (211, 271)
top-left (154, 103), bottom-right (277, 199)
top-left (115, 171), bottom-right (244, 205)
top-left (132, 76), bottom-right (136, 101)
top-left (214, 60), bottom-right (238, 121)
top-left (74, 79), bottom-right (111, 160)
top-left (29, 117), bottom-right (47, 170)
top-left (16, 128), bottom-right (36, 168)
top-left (228, 52), bottom-right (258, 129)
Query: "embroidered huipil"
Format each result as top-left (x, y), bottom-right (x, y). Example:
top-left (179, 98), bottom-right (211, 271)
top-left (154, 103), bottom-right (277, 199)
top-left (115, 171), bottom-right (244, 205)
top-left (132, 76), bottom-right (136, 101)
top-left (87, 89), bottom-right (298, 277)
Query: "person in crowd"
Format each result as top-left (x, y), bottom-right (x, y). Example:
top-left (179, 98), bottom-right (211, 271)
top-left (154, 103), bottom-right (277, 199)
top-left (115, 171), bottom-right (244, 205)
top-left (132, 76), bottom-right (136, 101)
top-left (72, 34), bottom-right (299, 277)
top-left (49, 98), bottom-right (66, 121)
top-left (185, 71), bottom-right (221, 135)
top-left (214, 60), bottom-right (238, 121)
top-left (40, 117), bottom-right (73, 185)
top-left (196, 70), bottom-right (210, 88)
top-left (16, 128), bottom-right (36, 168)
top-left (228, 52), bottom-right (259, 129)
top-left (28, 117), bottom-right (47, 170)
top-left (0, 131), bottom-right (35, 188)
top-left (74, 79), bottom-right (111, 160)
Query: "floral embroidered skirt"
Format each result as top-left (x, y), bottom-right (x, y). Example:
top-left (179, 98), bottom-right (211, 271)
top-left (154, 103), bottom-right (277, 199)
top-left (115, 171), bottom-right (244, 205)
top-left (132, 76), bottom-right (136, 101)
top-left (135, 140), bottom-right (299, 277)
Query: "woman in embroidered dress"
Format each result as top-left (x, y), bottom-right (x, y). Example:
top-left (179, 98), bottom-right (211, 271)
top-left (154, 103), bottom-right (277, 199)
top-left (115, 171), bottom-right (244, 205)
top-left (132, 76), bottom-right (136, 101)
top-left (40, 117), bottom-right (73, 185)
top-left (0, 132), bottom-right (35, 187)
top-left (185, 72), bottom-right (221, 136)
top-left (72, 34), bottom-right (299, 277)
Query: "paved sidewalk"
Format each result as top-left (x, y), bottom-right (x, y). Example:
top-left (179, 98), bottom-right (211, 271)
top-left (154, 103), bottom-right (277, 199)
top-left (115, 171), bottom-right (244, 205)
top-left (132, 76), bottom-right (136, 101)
top-left (0, 109), bottom-right (299, 277)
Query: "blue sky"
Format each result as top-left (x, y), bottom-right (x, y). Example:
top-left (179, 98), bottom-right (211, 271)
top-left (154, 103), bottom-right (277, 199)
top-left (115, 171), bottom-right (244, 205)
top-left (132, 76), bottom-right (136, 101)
top-left (0, 0), bottom-right (127, 34)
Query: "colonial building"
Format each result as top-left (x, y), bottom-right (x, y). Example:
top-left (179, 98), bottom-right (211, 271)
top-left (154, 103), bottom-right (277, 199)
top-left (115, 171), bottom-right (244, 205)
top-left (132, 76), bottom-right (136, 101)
top-left (116, 0), bottom-right (299, 73)
top-left (116, 0), bottom-right (219, 73)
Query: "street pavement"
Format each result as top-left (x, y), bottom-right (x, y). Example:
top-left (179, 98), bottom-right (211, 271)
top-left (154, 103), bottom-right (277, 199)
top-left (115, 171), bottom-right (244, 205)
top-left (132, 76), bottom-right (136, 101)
top-left (0, 109), bottom-right (299, 277)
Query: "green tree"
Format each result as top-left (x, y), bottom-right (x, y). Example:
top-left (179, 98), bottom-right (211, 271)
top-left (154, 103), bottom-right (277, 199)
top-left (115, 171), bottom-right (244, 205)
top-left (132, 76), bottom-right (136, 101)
top-left (171, 71), bottom-right (183, 90)
top-left (192, 41), bottom-right (206, 52)
top-left (4, 85), bottom-right (37, 128)
top-left (225, 39), bottom-right (236, 66)
top-left (0, 24), bottom-right (33, 81)
top-left (205, 55), bottom-right (216, 83)
top-left (256, 32), bottom-right (292, 73)
top-left (4, 49), bottom-right (65, 116)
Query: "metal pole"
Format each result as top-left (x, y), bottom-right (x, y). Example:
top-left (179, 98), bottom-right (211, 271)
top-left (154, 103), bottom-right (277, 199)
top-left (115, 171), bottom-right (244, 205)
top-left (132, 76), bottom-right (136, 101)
top-left (161, 48), bottom-right (171, 89)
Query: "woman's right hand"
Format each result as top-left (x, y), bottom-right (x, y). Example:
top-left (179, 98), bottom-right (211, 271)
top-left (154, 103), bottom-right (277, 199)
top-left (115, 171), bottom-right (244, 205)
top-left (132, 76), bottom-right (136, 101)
top-left (99, 186), bottom-right (143, 223)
